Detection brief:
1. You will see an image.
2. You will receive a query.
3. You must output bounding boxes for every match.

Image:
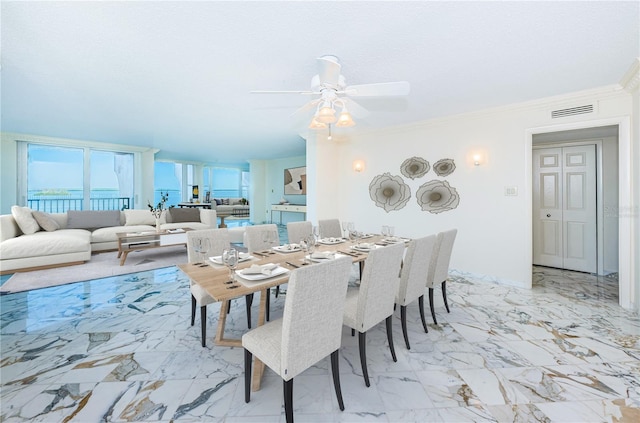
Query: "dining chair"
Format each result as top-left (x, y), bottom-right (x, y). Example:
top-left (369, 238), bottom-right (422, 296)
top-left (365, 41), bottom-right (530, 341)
top-left (186, 229), bottom-right (254, 347)
top-left (243, 224), bottom-right (280, 320)
top-left (286, 220), bottom-right (312, 244)
top-left (342, 242), bottom-right (405, 387)
top-left (426, 228), bottom-right (458, 325)
top-left (395, 235), bottom-right (437, 349)
top-left (243, 256), bottom-right (353, 422)
top-left (318, 218), bottom-right (342, 239)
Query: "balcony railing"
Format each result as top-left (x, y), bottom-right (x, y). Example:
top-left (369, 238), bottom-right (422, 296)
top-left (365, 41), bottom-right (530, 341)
top-left (27, 197), bottom-right (131, 213)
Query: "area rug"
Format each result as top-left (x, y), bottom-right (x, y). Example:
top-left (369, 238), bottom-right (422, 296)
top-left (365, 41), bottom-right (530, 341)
top-left (0, 246), bottom-right (188, 294)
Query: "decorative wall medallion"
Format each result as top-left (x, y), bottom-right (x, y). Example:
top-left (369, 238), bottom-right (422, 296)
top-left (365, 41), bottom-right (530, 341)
top-left (416, 180), bottom-right (460, 214)
top-left (433, 158), bottom-right (456, 177)
top-left (400, 156), bottom-right (430, 179)
top-left (369, 173), bottom-right (411, 212)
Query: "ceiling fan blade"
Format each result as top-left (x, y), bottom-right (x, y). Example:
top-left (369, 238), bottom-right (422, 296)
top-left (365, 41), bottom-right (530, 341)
top-left (344, 81), bottom-right (410, 97)
top-left (251, 90), bottom-right (317, 95)
top-left (289, 99), bottom-right (321, 125)
top-left (317, 55), bottom-right (341, 86)
top-left (341, 98), bottom-right (369, 119)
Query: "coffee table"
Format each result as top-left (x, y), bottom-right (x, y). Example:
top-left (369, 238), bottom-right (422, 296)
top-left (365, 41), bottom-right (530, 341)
top-left (116, 228), bottom-right (192, 265)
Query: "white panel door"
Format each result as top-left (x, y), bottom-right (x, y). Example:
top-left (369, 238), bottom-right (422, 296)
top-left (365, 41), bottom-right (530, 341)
top-left (533, 148), bottom-right (564, 268)
top-left (532, 145), bottom-right (597, 273)
top-left (562, 145), bottom-right (597, 272)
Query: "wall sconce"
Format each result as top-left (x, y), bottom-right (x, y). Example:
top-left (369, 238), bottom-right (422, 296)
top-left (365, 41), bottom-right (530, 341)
top-left (353, 160), bottom-right (365, 172)
top-left (473, 153), bottom-right (482, 166)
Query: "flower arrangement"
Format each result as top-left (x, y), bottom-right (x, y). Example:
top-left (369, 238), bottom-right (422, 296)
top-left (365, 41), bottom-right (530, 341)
top-left (148, 192), bottom-right (169, 219)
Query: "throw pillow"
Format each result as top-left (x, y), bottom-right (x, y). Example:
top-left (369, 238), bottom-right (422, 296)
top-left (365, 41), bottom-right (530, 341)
top-left (11, 206), bottom-right (40, 234)
top-left (32, 211), bottom-right (60, 232)
top-left (67, 210), bottom-right (121, 229)
top-left (222, 198), bottom-right (230, 205)
top-left (167, 207), bottom-right (201, 223)
top-left (214, 199), bottom-right (222, 206)
top-left (124, 209), bottom-right (165, 226)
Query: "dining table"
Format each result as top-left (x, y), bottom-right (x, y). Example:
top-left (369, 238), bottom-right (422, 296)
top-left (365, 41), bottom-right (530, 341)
top-left (177, 233), bottom-right (409, 391)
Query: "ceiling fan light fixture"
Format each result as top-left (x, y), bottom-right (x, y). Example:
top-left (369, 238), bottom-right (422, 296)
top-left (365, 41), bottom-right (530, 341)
top-left (308, 117), bottom-right (328, 130)
top-left (316, 105), bottom-right (337, 124)
top-left (336, 110), bottom-right (355, 127)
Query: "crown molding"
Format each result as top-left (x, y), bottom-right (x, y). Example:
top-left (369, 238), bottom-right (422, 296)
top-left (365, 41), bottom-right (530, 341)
top-left (619, 57), bottom-right (640, 92)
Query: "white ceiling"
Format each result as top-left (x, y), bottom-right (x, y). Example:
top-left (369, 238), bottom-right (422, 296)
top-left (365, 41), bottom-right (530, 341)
top-left (2, 1), bottom-right (638, 165)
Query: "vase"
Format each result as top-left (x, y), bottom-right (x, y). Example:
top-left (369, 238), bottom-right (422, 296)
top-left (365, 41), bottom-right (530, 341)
top-left (155, 217), bottom-right (161, 232)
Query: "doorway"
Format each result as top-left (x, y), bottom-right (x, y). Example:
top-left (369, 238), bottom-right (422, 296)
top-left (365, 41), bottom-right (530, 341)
top-left (532, 125), bottom-right (619, 277)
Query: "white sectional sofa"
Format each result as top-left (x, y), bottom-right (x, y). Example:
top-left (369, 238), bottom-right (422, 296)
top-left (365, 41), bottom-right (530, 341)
top-left (0, 207), bottom-right (217, 274)
top-left (211, 198), bottom-right (249, 217)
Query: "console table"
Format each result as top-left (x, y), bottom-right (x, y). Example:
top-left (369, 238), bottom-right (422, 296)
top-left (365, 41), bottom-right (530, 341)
top-left (270, 204), bottom-right (307, 224)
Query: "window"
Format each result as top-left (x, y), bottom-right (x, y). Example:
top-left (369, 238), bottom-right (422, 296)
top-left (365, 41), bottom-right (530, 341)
top-left (23, 144), bottom-right (134, 212)
top-left (212, 168), bottom-right (241, 198)
top-left (153, 162), bottom-right (183, 207)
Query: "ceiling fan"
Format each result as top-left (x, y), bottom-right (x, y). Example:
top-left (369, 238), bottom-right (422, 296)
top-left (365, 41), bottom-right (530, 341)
top-left (251, 55), bottom-right (410, 130)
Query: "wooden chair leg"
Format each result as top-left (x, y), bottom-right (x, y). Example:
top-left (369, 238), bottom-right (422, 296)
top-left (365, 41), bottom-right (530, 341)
top-left (245, 294), bottom-right (253, 329)
top-left (418, 295), bottom-right (429, 333)
top-left (385, 316), bottom-right (397, 362)
top-left (190, 295), bottom-right (196, 326)
top-left (244, 348), bottom-right (252, 403)
top-left (442, 281), bottom-right (450, 313)
top-left (400, 305), bottom-right (410, 350)
top-left (200, 305), bottom-right (207, 347)
top-left (227, 300), bottom-right (231, 314)
top-left (358, 331), bottom-right (370, 387)
top-left (284, 378), bottom-right (294, 423)
top-left (330, 350), bottom-right (345, 411)
top-left (428, 287), bottom-right (438, 325)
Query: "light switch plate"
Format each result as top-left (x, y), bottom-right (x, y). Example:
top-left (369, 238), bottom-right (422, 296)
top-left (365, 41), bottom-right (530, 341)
top-left (504, 186), bottom-right (518, 196)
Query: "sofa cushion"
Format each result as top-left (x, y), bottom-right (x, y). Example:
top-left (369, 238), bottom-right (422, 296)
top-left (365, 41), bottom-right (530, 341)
top-left (91, 225), bottom-right (155, 243)
top-left (167, 207), bottom-right (200, 223)
top-left (67, 210), bottom-right (121, 229)
top-left (11, 206), bottom-right (40, 235)
top-left (124, 209), bottom-right (167, 226)
top-left (222, 198), bottom-right (230, 205)
top-left (32, 211), bottom-right (60, 232)
top-left (214, 198), bottom-right (222, 206)
top-left (0, 229), bottom-right (90, 260)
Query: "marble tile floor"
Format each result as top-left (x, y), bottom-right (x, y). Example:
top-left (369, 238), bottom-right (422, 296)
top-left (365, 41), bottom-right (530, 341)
top-left (1, 265), bottom-right (639, 422)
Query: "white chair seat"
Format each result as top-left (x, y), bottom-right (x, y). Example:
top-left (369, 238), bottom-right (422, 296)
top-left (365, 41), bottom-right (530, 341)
top-left (189, 282), bottom-right (216, 306)
top-left (342, 288), bottom-right (360, 330)
top-left (242, 319), bottom-right (284, 377)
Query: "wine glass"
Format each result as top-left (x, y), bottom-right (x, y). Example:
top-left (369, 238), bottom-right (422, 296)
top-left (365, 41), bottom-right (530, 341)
top-left (341, 221), bottom-right (350, 239)
top-left (307, 234), bottom-right (316, 259)
top-left (222, 248), bottom-right (239, 282)
top-left (312, 225), bottom-right (320, 242)
top-left (192, 237), bottom-right (204, 263)
top-left (200, 238), bottom-right (211, 264)
top-left (381, 225), bottom-right (389, 238)
top-left (388, 226), bottom-right (395, 240)
top-left (299, 237), bottom-right (309, 264)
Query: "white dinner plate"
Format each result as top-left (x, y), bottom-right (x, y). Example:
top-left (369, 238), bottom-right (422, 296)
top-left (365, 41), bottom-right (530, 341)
top-left (236, 266), bottom-right (289, 281)
top-left (307, 252), bottom-right (346, 262)
top-left (351, 244), bottom-right (379, 252)
top-left (318, 238), bottom-right (345, 245)
top-left (272, 245), bottom-right (301, 253)
top-left (209, 252), bottom-right (253, 265)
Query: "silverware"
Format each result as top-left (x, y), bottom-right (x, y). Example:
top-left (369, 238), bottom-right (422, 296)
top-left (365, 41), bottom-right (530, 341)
top-left (253, 251), bottom-right (267, 257)
top-left (285, 261), bottom-right (299, 268)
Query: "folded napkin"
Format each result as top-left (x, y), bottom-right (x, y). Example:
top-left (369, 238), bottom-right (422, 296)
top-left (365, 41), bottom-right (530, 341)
top-left (311, 251), bottom-right (335, 260)
top-left (279, 243), bottom-right (299, 251)
top-left (241, 263), bottom-right (278, 275)
top-left (238, 252), bottom-right (251, 259)
top-left (322, 237), bottom-right (340, 243)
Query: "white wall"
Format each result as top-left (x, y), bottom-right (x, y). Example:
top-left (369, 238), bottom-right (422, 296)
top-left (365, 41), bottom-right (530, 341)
top-left (310, 87), bottom-right (636, 296)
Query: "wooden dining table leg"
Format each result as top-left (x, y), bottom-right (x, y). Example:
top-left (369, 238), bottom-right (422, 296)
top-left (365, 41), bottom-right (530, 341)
top-left (251, 287), bottom-right (268, 392)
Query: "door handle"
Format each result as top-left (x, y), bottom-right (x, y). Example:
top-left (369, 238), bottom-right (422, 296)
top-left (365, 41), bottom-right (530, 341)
top-left (546, 214), bottom-right (551, 218)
